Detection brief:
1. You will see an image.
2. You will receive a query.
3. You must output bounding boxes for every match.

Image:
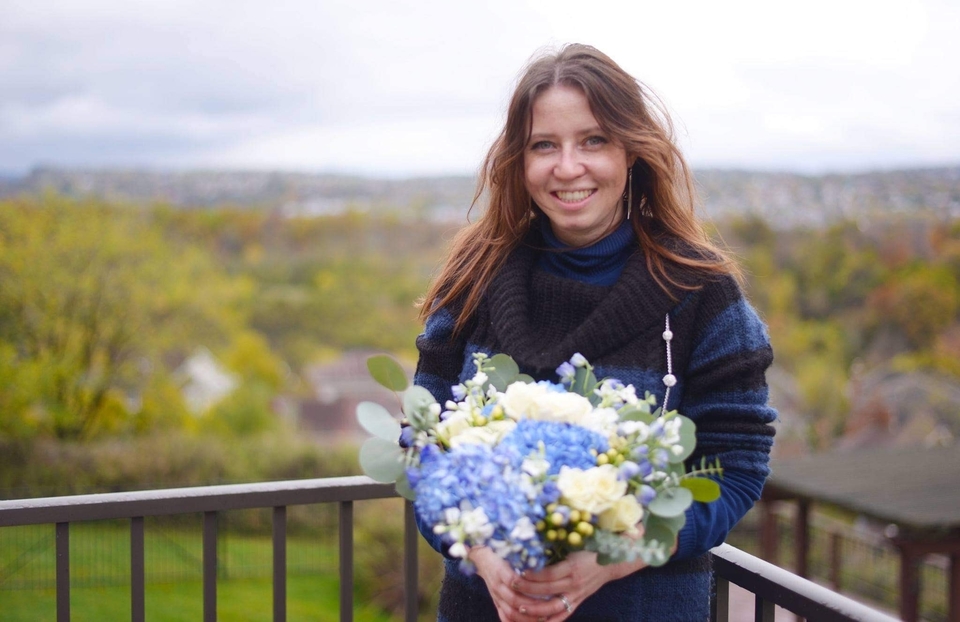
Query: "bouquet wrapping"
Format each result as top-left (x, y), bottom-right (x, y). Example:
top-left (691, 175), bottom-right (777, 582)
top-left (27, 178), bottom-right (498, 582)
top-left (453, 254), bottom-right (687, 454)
top-left (356, 352), bottom-right (721, 573)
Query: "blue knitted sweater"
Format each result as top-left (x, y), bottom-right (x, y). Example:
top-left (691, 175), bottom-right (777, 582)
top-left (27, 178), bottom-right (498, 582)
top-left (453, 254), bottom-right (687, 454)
top-left (414, 224), bottom-right (777, 621)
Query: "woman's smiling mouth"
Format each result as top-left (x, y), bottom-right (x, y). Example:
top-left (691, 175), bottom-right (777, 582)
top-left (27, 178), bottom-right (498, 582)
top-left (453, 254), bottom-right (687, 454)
top-left (553, 189), bottom-right (596, 203)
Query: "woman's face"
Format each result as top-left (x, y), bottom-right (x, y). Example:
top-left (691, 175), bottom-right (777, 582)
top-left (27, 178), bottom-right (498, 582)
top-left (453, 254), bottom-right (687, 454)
top-left (524, 84), bottom-right (630, 247)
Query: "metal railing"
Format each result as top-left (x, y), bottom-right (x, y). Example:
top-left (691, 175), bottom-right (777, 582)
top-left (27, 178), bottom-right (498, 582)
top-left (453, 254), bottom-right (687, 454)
top-left (0, 477), bottom-right (899, 622)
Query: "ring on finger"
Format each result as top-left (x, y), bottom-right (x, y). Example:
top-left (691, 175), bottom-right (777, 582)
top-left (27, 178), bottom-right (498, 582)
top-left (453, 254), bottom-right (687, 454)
top-left (559, 593), bottom-right (574, 614)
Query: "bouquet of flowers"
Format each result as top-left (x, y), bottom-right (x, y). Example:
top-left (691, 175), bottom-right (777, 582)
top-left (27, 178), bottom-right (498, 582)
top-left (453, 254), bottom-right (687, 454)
top-left (356, 352), bottom-right (721, 573)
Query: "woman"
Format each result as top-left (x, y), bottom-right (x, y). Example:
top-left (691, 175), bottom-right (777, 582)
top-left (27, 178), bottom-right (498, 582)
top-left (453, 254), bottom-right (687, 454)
top-left (414, 44), bottom-right (776, 622)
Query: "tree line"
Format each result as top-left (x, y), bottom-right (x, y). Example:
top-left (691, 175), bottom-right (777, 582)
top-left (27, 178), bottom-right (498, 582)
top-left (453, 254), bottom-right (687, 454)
top-left (1, 194), bottom-right (958, 451)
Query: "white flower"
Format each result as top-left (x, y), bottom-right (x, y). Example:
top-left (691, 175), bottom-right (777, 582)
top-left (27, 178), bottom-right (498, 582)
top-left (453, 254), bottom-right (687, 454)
top-left (557, 465), bottom-right (626, 515)
top-left (449, 420), bottom-right (516, 448)
top-left (499, 381), bottom-right (549, 420)
top-left (598, 495), bottom-right (644, 534)
top-left (472, 371), bottom-right (488, 386)
top-left (448, 542), bottom-right (468, 559)
top-left (535, 391), bottom-right (594, 424)
top-left (510, 517), bottom-right (536, 541)
top-left (521, 455), bottom-right (549, 479)
top-left (436, 412), bottom-right (471, 443)
top-left (461, 506), bottom-right (494, 540)
top-left (619, 420), bottom-right (650, 442)
top-left (580, 406), bottom-right (620, 434)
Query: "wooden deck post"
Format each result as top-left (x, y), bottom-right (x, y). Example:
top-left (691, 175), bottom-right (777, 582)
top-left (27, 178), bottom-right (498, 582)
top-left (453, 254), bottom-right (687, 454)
top-left (898, 545), bottom-right (920, 622)
top-left (794, 499), bottom-right (810, 578)
top-left (760, 499), bottom-right (779, 566)
top-left (950, 552), bottom-right (960, 622)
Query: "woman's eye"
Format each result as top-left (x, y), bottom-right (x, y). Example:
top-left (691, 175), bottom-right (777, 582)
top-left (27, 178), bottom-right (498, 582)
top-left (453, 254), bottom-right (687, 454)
top-left (530, 141), bottom-right (553, 150)
top-left (585, 135), bottom-right (608, 147)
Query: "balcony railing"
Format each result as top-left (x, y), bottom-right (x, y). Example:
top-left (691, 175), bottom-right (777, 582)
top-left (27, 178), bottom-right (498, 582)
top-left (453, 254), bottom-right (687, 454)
top-left (0, 476), bottom-right (899, 622)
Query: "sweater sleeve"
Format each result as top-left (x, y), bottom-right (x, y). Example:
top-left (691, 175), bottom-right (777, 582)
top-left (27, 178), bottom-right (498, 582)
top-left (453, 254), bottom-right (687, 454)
top-left (672, 287), bottom-right (777, 561)
top-left (412, 305), bottom-right (465, 557)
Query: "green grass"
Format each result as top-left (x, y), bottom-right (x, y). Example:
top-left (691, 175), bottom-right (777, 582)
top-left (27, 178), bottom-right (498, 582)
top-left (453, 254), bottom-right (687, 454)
top-left (0, 519), bottom-right (398, 621)
top-left (0, 575), bottom-right (394, 621)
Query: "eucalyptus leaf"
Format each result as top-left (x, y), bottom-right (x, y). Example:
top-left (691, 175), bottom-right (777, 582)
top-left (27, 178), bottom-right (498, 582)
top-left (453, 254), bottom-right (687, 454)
top-left (359, 437), bottom-right (404, 483)
top-left (668, 416), bottom-right (697, 464)
top-left (680, 477), bottom-right (721, 502)
top-left (403, 385), bottom-right (438, 430)
top-left (571, 367), bottom-right (598, 399)
top-left (395, 472), bottom-right (416, 501)
top-left (485, 353), bottom-right (520, 391)
top-left (647, 487), bottom-right (693, 518)
top-left (516, 374), bottom-right (535, 384)
top-left (644, 514), bottom-right (686, 548)
top-left (617, 406), bottom-right (654, 424)
top-left (356, 401), bottom-right (401, 441)
top-left (367, 355), bottom-right (409, 392)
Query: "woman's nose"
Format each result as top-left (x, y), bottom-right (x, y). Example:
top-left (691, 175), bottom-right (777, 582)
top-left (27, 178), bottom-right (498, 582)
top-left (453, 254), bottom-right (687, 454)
top-left (554, 147), bottom-right (585, 179)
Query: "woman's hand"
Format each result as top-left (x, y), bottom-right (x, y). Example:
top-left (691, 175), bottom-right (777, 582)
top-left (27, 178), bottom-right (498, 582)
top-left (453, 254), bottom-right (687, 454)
top-left (469, 546), bottom-right (571, 622)
top-left (510, 551), bottom-right (647, 620)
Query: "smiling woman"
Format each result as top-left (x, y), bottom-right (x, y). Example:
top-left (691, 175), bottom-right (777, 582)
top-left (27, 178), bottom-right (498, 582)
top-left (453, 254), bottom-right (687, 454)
top-left (412, 44), bottom-right (777, 622)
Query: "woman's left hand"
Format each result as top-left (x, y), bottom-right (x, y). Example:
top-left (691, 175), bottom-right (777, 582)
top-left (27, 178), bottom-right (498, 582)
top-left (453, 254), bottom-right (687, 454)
top-left (510, 551), bottom-right (647, 620)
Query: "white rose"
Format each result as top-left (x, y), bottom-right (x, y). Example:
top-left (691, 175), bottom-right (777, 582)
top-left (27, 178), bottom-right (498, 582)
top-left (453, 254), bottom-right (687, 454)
top-left (449, 420), bottom-right (516, 447)
top-left (536, 391), bottom-right (594, 424)
top-left (436, 412), bottom-right (471, 443)
top-left (500, 382), bottom-right (549, 420)
top-left (598, 494), bottom-right (644, 534)
top-left (557, 465), bottom-right (626, 515)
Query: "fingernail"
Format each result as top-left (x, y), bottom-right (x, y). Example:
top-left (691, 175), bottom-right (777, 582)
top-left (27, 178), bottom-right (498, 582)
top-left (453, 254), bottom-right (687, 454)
top-left (519, 606), bottom-right (527, 615)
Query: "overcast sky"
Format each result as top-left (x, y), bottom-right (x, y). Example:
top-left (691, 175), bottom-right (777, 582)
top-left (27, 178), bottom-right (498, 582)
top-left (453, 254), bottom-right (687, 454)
top-left (2, 0), bottom-right (959, 177)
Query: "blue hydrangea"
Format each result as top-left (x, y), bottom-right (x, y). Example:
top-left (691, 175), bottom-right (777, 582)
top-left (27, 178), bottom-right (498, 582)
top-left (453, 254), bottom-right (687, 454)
top-left (412, 442), bottom-right (547, 571)
top-left (498, 419), bottom-right (608, 475)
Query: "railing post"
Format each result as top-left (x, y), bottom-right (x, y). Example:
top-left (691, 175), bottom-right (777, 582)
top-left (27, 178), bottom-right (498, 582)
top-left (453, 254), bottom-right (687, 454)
top-left (273, 506), bottom-right (287, 622)
top-left (711, 574), bottom-right (729, 622)
top-left (404, 501), bottom-right (418, 622)
top-left (339, 501), bottom-right (353, 622)
top-left (204, 511), bottom-right (218, 622)
top-left (56, 522), bottom-right (70, 622)
top-left (898, 544), bottom-right (920, 622)
top-left (755, 596), bottom-right (776, 622)
top-left (131, 516), bottom-right (145, 622)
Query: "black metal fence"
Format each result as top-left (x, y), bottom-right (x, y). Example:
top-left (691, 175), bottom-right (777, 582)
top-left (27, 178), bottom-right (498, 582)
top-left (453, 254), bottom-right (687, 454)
top-left (729, 504), bottom-right (946, 621)
top-left (0, 476), bottom-right (899, 622)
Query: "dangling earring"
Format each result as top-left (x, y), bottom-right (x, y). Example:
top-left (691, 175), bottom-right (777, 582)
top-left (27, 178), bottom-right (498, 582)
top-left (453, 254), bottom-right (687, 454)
top-left (624, 167), bottom-right (633, 220)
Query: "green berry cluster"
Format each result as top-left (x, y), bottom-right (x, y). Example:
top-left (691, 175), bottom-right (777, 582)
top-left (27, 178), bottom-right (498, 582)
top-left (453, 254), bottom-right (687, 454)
top-left (536, 504), bottom-right (595, 549)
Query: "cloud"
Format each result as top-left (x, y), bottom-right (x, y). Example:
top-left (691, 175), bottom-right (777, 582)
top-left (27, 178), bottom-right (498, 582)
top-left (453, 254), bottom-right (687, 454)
top-left (1, 0), bottom-right (958, 175)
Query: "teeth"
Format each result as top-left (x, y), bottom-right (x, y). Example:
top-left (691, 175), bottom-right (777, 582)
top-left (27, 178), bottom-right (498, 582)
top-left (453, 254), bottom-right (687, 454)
top-left (555, 190), bottom-right (593, 202)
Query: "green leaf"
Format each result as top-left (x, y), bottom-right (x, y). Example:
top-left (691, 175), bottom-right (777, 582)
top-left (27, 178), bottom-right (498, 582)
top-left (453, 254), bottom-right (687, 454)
top-left (359, 437), bottom-right (404, 483)
top-left (647, 487), bottom-right (693, 518)
top-left (367, 355), bottom-right (409, 392)
top-left (643, 513), bottom-right (686, 547)
top-left (680, 477), bottom-right (721, 502)
top-left (356, 401), bottom-right (401, 441)
top-left (516, 374), bottom-right (535, 384)
top-left (485, 353), bottom-right (520, 391)
top-left (617, 406), bottom-right (654, 424)
top-left (570, 367), bottom-right (598, 399)
top-left (403, 385), bottom-right (438, 430)
top-left (395, 472), bottom-right (416, 501)
top-left (668, 416), bottom-right (697, 464)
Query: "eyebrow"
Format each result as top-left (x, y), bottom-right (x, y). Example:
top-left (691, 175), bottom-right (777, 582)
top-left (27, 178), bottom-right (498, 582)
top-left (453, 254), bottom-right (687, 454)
top-left (528, 126), bottom-right (605, 143)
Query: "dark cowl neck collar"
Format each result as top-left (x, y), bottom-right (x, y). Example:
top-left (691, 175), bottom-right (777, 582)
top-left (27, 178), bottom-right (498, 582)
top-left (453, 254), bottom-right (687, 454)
top-left (537, 217), bottom-right (637, 286)
top-left (481, 223), bottom-right (682, 373)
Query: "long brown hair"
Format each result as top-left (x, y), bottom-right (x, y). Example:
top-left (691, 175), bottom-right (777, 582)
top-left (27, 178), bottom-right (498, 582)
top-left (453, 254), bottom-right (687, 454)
top-left (419, 43), bottom-right (740, 332)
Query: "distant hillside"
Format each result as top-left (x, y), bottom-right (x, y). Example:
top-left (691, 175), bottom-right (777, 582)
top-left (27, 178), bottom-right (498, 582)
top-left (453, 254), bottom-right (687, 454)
top-left (2, 166), bottom-right (959, 226)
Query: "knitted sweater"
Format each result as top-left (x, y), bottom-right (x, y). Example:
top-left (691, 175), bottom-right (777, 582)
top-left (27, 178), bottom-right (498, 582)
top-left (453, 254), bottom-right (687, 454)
top-left (414, 227), bottom-right (777, 621)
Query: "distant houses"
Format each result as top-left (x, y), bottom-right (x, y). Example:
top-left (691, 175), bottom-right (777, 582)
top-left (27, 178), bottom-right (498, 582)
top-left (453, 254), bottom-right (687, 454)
top-left (298, 351), bottom-right (412, 442)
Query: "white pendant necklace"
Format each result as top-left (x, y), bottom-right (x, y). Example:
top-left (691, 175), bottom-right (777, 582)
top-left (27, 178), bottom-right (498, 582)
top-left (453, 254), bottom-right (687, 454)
top-left (662, 314), bottom-right (676, 412)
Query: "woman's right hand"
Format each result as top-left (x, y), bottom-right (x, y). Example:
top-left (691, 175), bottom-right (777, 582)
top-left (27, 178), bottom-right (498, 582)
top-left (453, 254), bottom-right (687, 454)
top-left (468, 547), bottom-right (569, 622)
